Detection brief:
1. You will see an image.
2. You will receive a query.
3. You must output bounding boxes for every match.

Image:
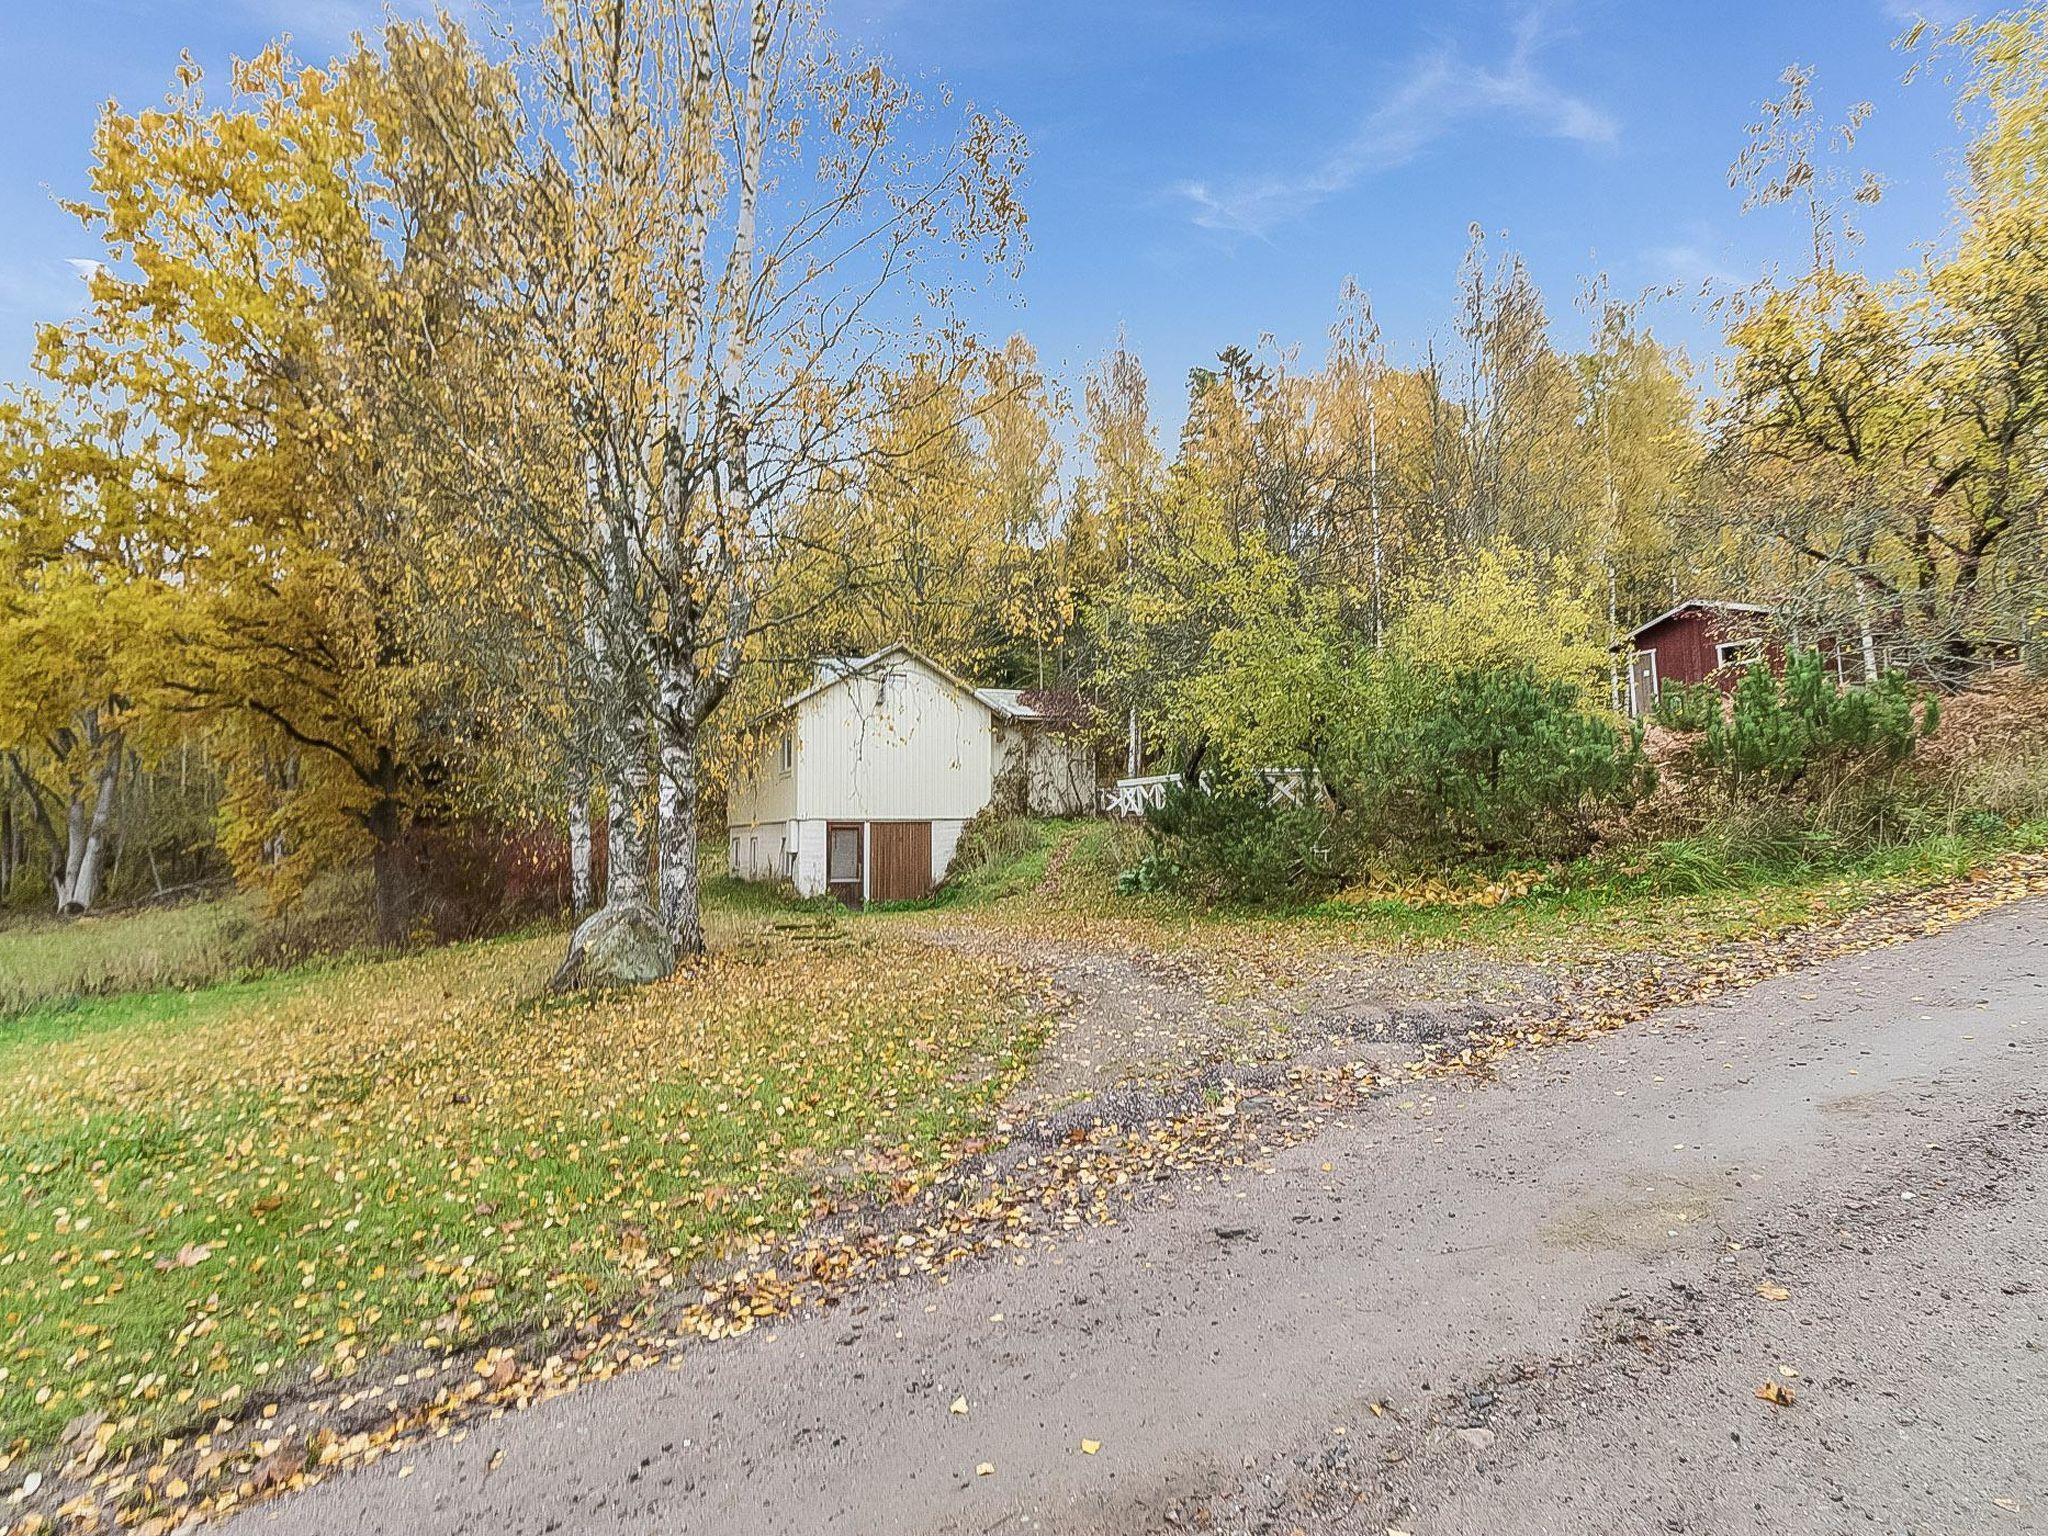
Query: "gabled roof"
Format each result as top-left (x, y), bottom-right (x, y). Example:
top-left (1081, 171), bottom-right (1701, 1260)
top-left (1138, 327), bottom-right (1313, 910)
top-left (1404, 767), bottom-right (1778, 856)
top-left (1625, 598), bottom-right (1773, 643)
top-left (777, 641), bottom-right (1020, 718)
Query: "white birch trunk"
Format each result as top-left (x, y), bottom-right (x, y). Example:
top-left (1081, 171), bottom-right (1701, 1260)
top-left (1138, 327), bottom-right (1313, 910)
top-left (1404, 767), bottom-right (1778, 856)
top-left (606, 724), bottom-right (651, 906)
top-left (1606, 565), bottom-right (1623, 715)
top-left (567, 761), bottom-right (593, 918)
top-left (1367, 380), bottom-right (1385, 649)
top-left (54, 747), bottom-right (119, 913)
top-left (655, 667), bottom-right (704, 956)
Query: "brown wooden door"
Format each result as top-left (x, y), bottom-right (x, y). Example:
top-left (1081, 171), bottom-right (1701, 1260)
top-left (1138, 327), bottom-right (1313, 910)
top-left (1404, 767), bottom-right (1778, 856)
top-left (825, 823), bottom-right (863, 907)
top-left (868, 821), bottom-right (933, 903)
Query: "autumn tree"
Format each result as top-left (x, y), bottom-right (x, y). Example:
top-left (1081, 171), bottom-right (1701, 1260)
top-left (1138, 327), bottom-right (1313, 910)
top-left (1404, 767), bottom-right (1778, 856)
top-left (1717, 35), bottom-right (2048, 677)
top-left (38, 29), bottom-right (535, 943)
top-left (0, 392), bottom-right (153, 911)
top-left (1062, 337), bottom-right (1163, 771)
top-left (758, 336), bottom-right (1063, 685)
top-left (410, 0), bottom-right (1027, 969)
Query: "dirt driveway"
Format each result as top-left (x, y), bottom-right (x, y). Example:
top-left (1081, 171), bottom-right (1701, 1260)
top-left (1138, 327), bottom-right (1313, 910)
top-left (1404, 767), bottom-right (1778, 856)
top-left (221, 900), bottom-right (2048, 1536)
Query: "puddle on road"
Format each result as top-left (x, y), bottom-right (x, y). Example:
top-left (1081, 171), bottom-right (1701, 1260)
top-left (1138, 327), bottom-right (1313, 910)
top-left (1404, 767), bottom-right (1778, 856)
top-left (1540, 1175), bottom-right (1728, 1255)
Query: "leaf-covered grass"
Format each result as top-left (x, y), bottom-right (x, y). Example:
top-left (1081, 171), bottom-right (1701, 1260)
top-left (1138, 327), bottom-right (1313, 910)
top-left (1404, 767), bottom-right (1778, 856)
top-left (1299, 821), bottom-right (2048, 956)
top-left (0, 914), bottom-right (1040, 1460)
top-left (695, 871), bottom-right (840, 918)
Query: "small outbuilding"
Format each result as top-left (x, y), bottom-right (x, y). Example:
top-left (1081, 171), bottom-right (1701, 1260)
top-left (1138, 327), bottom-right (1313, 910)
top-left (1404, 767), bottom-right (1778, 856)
top-left (1621, 599), bottom-right (1775, 716)
top-left (723, 643), bottom-right (1097, 904)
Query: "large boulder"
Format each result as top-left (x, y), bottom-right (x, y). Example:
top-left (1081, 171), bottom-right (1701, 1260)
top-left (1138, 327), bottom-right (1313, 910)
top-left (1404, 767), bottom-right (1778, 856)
top-left (549, 902), bottom-right (676, 992)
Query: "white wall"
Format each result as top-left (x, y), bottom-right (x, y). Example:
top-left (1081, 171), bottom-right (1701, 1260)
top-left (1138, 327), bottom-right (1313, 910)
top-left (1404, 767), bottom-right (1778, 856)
top-left (725, 820), bottom-right (797, 882)
top-left (727, 721), bottom-right (799, 829)
top-left (790, 819), bottom-right (827, 897)
top-left (796, 659), bottom-right (995, 823)
top-left (932, 818), bottom-right (966, 886)
top-left (996, 724), bottom-right (1098, 817)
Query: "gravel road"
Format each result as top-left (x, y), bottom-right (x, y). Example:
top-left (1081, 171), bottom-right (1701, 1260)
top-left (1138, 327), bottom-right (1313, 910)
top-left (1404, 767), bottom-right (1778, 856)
top-left (226, 901), bottom-right (2048, 1536)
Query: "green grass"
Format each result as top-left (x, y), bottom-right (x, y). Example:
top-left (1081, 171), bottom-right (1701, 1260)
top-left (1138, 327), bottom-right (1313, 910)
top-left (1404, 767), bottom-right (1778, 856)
top-left (4, 804), bottom-right (2037, 1466)
top-left (697, 871), bottom-right (840, 918)
top-left (880, 818), bottom-right (1142, 913)
top-left (0, 915), bottom-right (1040, 1461)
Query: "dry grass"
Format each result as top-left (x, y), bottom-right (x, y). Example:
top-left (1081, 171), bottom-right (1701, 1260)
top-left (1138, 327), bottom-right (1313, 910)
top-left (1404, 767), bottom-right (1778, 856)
top-left (0, 898), bottom-right (263, 1017)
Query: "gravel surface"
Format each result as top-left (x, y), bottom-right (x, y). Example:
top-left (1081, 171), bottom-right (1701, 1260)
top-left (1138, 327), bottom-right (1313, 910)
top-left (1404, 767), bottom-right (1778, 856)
top-left (221, 900), bottom-right (2048, 1536)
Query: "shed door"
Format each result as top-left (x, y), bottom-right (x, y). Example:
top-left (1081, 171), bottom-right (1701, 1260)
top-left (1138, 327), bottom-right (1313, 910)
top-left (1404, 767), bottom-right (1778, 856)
top-left (869, 821), bottom-right (934, 903)
top-left (1628, 649), bottom-right (1659, 717)
top-left (826, 823), bottom-right (863, 907)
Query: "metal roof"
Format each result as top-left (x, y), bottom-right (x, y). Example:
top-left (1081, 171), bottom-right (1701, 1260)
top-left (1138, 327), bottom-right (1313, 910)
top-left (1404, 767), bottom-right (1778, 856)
top-left (1624, 599), bottom-right (1773, 643)
top-left (972, 687), bottom-right (1043, 720)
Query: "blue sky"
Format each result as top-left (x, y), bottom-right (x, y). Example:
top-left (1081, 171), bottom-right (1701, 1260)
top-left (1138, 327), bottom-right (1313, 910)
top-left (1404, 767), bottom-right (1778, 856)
top-left (0, 0), bottom-right (1979, 419)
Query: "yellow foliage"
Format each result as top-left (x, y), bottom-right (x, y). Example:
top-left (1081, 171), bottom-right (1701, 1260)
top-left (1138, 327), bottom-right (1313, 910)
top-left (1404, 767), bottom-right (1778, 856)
top-left (1384, 543), bottom-right (1608, 697)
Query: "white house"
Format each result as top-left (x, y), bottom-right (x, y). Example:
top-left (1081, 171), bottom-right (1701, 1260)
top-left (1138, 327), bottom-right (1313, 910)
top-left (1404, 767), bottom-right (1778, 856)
top-left (724, 643), bottom-right (1098, 903)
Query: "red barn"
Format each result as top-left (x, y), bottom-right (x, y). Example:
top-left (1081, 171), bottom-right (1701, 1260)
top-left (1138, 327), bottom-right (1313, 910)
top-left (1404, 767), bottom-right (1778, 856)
top-left (1622, 599), bottom-right (1774, 716)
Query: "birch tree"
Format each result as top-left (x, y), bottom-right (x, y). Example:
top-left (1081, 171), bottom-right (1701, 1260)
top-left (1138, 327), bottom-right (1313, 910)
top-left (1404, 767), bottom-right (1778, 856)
top-left (1718, 37), bottom-right (2048, 676)
top-left (0, 391), bottom-right (159, 913)
top-left (457, 0), bottom-right (1025, 964)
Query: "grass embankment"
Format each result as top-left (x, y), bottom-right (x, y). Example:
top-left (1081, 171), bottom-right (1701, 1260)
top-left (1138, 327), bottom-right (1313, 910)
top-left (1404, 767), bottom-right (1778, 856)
top-left (918, 812), bottom-right (2048, 961)
top-left (0, 897), bottom-right (265, 1017)
top-left (0, 907), bottom-right (1039, 1462)
top-left (0, 871), bottom-right (404, 1018)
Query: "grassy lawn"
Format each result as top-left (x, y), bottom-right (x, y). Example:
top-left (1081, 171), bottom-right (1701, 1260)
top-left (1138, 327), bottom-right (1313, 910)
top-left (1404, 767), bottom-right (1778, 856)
top-left (0, 909), bottom-right (1039, 1462)
top-left (4, 809), bottom-right (2040, 1468)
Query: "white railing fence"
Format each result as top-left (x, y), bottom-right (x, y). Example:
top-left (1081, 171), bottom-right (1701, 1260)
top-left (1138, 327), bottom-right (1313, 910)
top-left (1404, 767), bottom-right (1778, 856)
top-left (1098, 767), bottom-right (1313, 818)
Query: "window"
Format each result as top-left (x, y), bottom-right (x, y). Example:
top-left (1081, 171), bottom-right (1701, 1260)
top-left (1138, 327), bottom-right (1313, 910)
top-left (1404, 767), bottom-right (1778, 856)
top-left (1716, 639), bottom-right (1764, 670)
top-left (828, 826), bottom-right (861, 882)
top-left (730, 838), bottom-right (739, 870)
top-left (779, 734), bottom-right (793, 774)
top-left (748, 836), bottom-right (758, 873)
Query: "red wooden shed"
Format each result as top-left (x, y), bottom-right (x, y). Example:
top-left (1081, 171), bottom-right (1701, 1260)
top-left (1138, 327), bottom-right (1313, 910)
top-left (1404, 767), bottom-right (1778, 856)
top-left (1621, 599), bottom-right (1774, 716)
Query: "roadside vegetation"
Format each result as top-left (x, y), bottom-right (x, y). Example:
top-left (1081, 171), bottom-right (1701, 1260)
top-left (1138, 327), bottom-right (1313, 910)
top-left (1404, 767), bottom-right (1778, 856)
top-left (927, 660), bottom-right (2048, 960)
top-left (1098, 550), bottom-right (2046, 923)
top-left (934, 805), bottom-right (2047, 956)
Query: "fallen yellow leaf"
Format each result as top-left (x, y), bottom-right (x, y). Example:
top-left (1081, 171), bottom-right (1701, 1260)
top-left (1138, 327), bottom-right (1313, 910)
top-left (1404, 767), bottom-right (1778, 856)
top-left (1080, 1439), bottom-right (1100, 1455)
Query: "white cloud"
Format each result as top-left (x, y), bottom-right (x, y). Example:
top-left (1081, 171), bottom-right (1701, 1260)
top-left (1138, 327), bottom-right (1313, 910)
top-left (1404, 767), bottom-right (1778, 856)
top-left (64, 258), bottom-right (104, 284)
top-left (0, 258), bottom-right (98, 321)
top-left (233, 0), bottom-right (387, 43)
top-left (1176, 11), bottom-right (1617, 236)
top-left (1881, 1), bottom-right (1976, 25)
top-left (1644, 241), bottom-right (1739, 294)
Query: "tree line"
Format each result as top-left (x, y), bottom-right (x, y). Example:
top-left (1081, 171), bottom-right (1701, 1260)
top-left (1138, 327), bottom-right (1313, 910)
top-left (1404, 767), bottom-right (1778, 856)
top-left (3, 4), bottom-right (2044, 957)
